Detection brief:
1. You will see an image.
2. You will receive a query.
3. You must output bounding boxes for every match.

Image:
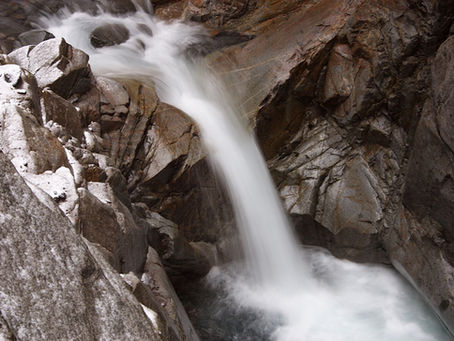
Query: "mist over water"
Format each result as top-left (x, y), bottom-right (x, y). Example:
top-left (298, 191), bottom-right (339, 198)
top-left (41, 7), bottom-right (450, 340)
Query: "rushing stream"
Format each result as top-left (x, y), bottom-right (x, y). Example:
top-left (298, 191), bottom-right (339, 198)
top-left (40, 6), bottom-right (451, 340)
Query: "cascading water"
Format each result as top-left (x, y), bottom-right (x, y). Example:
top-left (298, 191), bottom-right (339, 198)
top-left (40, 6), bottom-right (450, 340)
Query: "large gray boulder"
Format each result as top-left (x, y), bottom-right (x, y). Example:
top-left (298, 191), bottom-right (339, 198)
top-left (8, 38), bottom-right (91, 99)
top-left (0, 150), bottom-right (164, 340)
top-left (0, 64), bottom-right (69, 175)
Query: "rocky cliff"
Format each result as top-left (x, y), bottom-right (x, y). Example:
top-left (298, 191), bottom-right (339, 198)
top-left (1, 0), bottom-right (454, 339)
top-left (0, 33), bottom-right (203, 340)
top-left (199, 0), bottom-right (454, 332)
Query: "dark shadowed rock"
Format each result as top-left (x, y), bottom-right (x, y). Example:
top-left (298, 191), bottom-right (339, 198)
top-left (78, 187), bottom-right (126, 270)
top-left (404, 36), bottom-right (454, 241)
top-left (132, 204), bottom-right (213, 279)
top-left (90, 23), bottom-right (130, 48)
top-left (386, 208), bottom-right (454, 336)
top-left (40, 88), bottom-right (84, 139)
top-left (105, 166), bottom-right (132, 208)
top-left (395, 37), bottom-right (454, 332)
top-left (76, 85), bottom-right (101, 125)
top-left (84, 164), bottom-right (107, 182)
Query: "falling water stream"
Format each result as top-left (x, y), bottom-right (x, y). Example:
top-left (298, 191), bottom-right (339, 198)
top-left (40, 6), bottom-right (450, 340)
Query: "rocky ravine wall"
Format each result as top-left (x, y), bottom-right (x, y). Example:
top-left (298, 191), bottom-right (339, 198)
top-left (191, 0), bottom-right (454, 332)
top-left (0, 36), bottom-right (208, 339)
top-left (0, 0), bottom-right (454, 338)
top-left (156, 0), bottom-right (454, 333)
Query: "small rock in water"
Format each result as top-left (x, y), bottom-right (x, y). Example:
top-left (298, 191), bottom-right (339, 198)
top-left (137, 23), bottom-right (153, 36)
top-left (90, 23), bottom-right (130, 48)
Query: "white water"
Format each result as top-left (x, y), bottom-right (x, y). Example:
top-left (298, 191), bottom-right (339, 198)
top-left (40, 7), bottom-right (450, 340)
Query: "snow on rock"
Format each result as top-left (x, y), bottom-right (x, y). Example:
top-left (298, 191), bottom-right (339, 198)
top-left (8, 38), bottom-right (91, 99)
top-left (141, 304), bottom-right (160, 330)
top-left (0, 150), bottom-right (165, 340)
top-left (0, 64), bottom-right (69, 175)
top-left (24, 166), bottom-right (79, 225)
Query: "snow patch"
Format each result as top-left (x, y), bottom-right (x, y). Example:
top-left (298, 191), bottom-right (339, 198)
top-left (141, 304), bottom-right (159, 330)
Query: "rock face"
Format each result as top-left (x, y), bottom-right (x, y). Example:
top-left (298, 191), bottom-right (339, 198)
top-left (0, 36), bottom-right (202, 340)
top-left (0, 150), bottom-right (163, 340)
top-left (393, 35), bottom-right (454, 329)
top-left (403, 36), bottom-right (454, 241)
top-left (2, 0), bottom-right (454, 338)
top-left (187, 0), bottom-right (454, 333)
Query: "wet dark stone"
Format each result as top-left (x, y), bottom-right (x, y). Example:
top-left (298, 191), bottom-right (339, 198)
top-left (90, 23), bottom-right (130, 48)
top-left (177, 276), bottom-right (277, 341)
top-left (440, 300), bottom-right (450, 312)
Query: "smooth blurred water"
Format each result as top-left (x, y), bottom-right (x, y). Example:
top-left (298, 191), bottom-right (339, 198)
top-left (40, 7), bottom-right (451, 340)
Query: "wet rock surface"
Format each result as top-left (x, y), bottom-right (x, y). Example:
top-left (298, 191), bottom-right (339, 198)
top-left (90, 23), bottom-right (130, 48)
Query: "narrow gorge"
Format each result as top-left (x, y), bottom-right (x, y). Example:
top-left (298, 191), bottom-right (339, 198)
top-left (0, 1), bottom-right (453, 340)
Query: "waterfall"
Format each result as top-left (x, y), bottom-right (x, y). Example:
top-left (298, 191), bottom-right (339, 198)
top-left (41, 7), bottom-right (307, 290)
top-left (171, 89), bottom-right (308, 290)
top-left (41, 7), bottom-right (450, 341)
